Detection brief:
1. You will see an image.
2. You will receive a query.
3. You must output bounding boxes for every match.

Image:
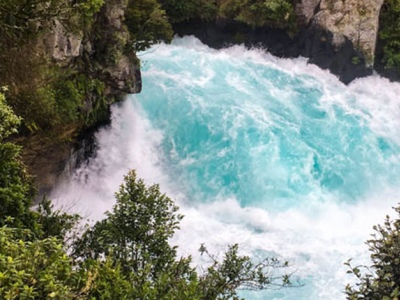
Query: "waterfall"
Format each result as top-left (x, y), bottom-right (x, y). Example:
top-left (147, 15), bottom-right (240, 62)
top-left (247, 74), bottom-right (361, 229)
top-left (52, 36), bottom-right (400, 299)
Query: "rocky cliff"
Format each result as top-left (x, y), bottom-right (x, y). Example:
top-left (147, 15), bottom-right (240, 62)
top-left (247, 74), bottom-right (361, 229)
top-left (43, 1), bottom-right (141, 96)
top-left (173, 0), bottom-right (386, 84)
top-left (25, 0), bottom-right (142, 198)
top-left (296, 0), bottom-right (384, 65)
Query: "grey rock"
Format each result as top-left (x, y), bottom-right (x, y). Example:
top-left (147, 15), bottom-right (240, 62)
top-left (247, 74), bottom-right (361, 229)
top-left (42, 20), bottom-right (82, 65)
top-left (301, 0), bottom-right (384, 64)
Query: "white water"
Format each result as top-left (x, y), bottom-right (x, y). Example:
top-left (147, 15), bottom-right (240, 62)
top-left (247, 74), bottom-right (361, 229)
top-left (52, 37), bottom-right (400, 299)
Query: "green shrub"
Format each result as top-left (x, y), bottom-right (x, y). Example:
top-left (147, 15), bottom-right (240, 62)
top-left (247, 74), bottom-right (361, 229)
top-left (219, 0), bottom-right (297, 31)
top-left (160, 0), bottom-right (296, 32)
top-left (125, 0), bottom-right (174, 51)
top-left (378, 0), bottom-right (400, 69)
top-left (159, 0), bottom-right (218, 23)
top-left (345, 205), bottom-right (400, 299)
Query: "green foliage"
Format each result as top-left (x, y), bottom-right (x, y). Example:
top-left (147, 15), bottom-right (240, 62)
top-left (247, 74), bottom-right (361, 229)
top-left (0, 0), bottom-right (108, 133)
top-left (198, 244), bottom-right (295, 299)
top-left (7, 67), bottom-right (108, 132)
top-left (0, 160), bottom-right (297, 299)
top-left (36, 198), bottom-right (81, 241)
top-left (75, 0), bottom-right (105, 17)
top-left (125, 0), bottom-right (174, 51)
top-left (219, 0), bottom-right (297, 31)
top-left (0, 93), bottom-right (37, 231)
top-left (0, 91), bottom-right (21, 141)
top-left (345, 205), bottom-right (400, 299)
top-left (73, 170), bottom-right (297, 299)
top-left (0, 228), bottom-right (137, 300)
top-left (159, 0), bottom-right (218, 23)
top-left (73, 170), bottom-right (183, 277)
top-left (0, 227), bottom-right (78, 300)
top-left (379, 0), bottom-right (400, 69)
top-left (351, 56), bottom-right (361, 65)
top-left (0, 141), bottom-right (36, 231)
top-left (53, 73), bottom-right (106, 126)
top-left (0, 0), bottom-right (69, 41)
top-left (0, 94), bottom-right (79, 237)
top-left (160, 0), bottom-right (296, 32)
top-left (76, 258), bottom-right (136, 299)
top-left (14, 85), bottom-right (59, 132)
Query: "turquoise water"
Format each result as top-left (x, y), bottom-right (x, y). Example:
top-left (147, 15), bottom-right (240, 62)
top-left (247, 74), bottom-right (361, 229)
top-left (54, 37), bottom-right (400, 299)
top-left (138, 39), bottom-right (400, 210)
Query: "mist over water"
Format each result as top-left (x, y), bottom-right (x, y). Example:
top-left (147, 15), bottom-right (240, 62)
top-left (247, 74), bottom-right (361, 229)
top-left (52, 37), bottom-right (400, 299)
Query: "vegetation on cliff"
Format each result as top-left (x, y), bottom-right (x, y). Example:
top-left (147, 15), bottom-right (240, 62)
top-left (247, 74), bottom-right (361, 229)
top-left (1, 0), bottom-right (399, 139)
top-left (0, 0), bottom-right (108, 132)
top-left (378, 0), bottom-right (400, 70)
top-left (126, 0), bottom-right (173, 51)
top-left (159, 0), bottom-right (297, 32)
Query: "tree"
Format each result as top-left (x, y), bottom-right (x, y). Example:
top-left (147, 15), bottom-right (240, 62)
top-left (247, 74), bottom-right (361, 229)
top-left (73, 170), bottom-right (183, 278)
top-left (197, 244), bottom-right (294, 299)
top-left (0, 227), bottom-right (139, 300)
top-left (0, 90), bottom-right (20, 140)
top-left (159, 0), bottom-right (218, 23)
top-left (0, 92), bottom-right (36, 231)
top-left (159, 0), bottom-right (296, 32)
top-left (125, 0), bottom-right (173, 51)
top-left (218, 0), bottom-right (297, 31)
top-left (0, 91), bottom-right (82, 238)
top-left (73, 170), bottom-right (297, 299)
top-left (378, 0), bottom-right (400, 69)
top-left (0, 227), bottom-right (79, 299)
top-left (345, 205), bottom-right (400, 299)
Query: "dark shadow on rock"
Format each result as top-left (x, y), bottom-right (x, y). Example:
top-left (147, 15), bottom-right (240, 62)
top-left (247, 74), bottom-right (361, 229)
top-left (172, 20), bottom-right (373, 84)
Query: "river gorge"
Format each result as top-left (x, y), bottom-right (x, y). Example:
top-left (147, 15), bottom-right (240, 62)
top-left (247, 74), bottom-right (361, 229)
top-left (52, 37), bottom-right (400, 299)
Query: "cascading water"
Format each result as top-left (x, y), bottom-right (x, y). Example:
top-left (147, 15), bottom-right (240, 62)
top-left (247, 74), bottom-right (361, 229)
top-left (52, 36), bottom-right (400, 299)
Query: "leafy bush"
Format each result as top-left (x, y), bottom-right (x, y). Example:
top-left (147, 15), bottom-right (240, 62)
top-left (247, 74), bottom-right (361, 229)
top-left (0, 147), bottom-right (297, 299)
top-left (0, 93), bottom-right (36, 230)
top-left (378, 0), bottom-right (400, 69)
top-left (0, 91), bottom-right (21, 140)
top-left (219, 0), bottom-right (297, 31)
top-left (345, 205), bottom-right (400, 299)
top-left (160, 0), bottom-right (296, 32)
top-left (125, 0), bottom-right (174, 51)
top-left (0, 228), bottom-right (78, 300)
top-left (159, 0), bottom-right (218, 23)
top-left (73, 170), bottom-right (297, 299)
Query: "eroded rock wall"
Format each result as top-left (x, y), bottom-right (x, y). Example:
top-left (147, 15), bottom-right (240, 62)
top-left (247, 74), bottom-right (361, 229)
top-left (174, 0), bottom-right (385, 83)
top-left (31, 0), bottom-right (141, 197)
top-left (296, 0), bottom-right (384, 64)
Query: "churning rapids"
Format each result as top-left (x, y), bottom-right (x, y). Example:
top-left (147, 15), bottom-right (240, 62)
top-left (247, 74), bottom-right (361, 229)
top-left (52, 36), bottom-right (400, 299)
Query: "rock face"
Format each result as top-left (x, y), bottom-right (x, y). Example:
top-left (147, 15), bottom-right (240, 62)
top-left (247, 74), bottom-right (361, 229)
top-left (92, 0), bottom-right (142, 95)
top-left (42, 20), bottom-right (82, 66)
top-left (295, 0), bottom-right (321, 26)
top-left (173, 19), bottom-right (372, 84)
top-left (30, 0), bottom-right (141, 198)
top-left (42, 1), bottom-right (141, 96)
top-left (308, 0), bottom-right (384, 64)
top-left (173, 0), bottom-right (385, 84)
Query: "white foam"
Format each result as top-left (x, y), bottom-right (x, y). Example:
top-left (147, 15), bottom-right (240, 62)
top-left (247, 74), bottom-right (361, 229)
top-left (52, 37), bottom-right (400, 299)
